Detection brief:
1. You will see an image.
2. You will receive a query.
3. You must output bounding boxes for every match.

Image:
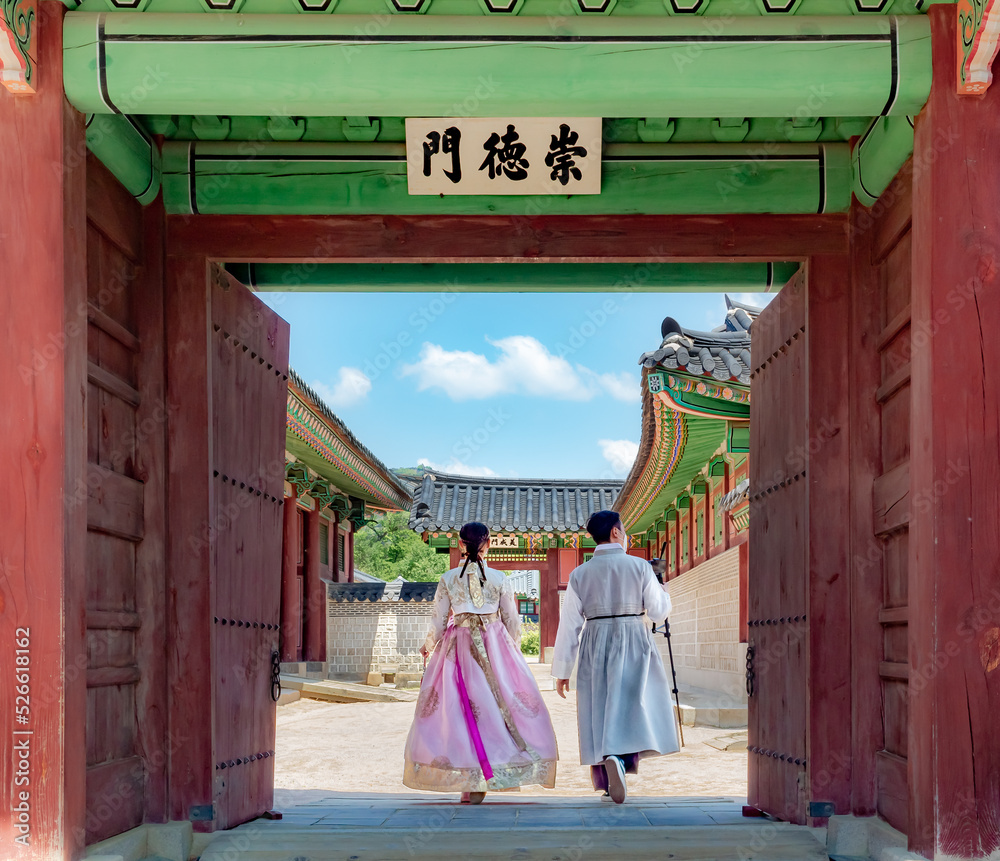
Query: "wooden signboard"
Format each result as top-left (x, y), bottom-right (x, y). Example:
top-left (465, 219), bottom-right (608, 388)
top-left (406, 117), bottom-right (602, 195)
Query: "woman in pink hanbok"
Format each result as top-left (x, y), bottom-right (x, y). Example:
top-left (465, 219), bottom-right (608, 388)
top-left (403, 522), bottom-right (558, 803)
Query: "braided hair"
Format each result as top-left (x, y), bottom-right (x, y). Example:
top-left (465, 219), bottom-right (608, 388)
top-left (459, 521), bottom-right (490, 587)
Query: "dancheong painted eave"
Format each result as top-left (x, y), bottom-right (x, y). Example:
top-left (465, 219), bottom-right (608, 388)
top-left (63, 14), bottom-right (931, 119)
top-left (616, 298), bottom-right (756, 534)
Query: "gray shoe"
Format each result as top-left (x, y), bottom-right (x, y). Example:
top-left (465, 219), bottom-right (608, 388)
top-left (604, 756), bottom-right (627, 804)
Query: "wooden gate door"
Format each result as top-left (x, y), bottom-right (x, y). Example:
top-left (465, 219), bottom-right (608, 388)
top-left (209, 272), bottom-right (289, 830)
top-left (747, 273), bottom-right (809, 824)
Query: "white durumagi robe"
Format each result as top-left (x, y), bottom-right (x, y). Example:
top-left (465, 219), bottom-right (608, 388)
top-left (551, 543), bottom-right (680, 772)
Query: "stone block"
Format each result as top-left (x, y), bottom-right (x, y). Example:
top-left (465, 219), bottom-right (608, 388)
top-left (85, 824), bottom-right (147, 861)
top-left (826, 815), bottom-right (870, 857)
top-left (276, 688), bottom-right (300, 706)
top-left (366, 672), bottom-right (384, 686)
top-left (395, 672), bottom-right (423, 689)
top-left (190, 833), bottom-right (215, 860)
top-left (146, 821), bottom-right (193, 861)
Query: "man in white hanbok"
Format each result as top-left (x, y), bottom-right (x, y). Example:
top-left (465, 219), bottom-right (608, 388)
top-left (552, 510), bottom-right (679, 803)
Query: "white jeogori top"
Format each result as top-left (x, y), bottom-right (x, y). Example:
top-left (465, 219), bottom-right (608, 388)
top-left (550, 543), bottom-right (671, 680)
top-left (424, 562), bottom-right (522, 653)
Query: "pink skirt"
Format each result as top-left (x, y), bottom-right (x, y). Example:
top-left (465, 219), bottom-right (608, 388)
top-left (403, 614), bottom-right (558, 792)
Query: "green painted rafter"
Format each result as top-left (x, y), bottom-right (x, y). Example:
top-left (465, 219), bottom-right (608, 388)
top-left (161, 141), bottom-right (850, 215)
top-left (228, 261), bottom-right (801, 293)
top-left (64, 14), bottom-right (931, 119)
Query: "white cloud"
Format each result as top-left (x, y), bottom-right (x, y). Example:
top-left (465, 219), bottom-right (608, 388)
top-left (401, 335), bottom-right (638, 402)
top-left (599, 439), bottom-right (639, 476)
top-left (418, 457), bottom-right (498, 477)
top-left (311, 367), bottom-right (372, 409)
top-left (579, 369), bottom-right (641, 403)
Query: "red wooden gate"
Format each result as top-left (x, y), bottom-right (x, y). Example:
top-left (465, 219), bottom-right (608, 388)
top-left (209, 272), bottom-right (289, 830)
top-left (747, 272), bottom-right (809, 824)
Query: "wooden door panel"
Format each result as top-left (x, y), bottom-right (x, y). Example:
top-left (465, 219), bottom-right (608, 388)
top-left (210, 271), bottom-right (289, 830)
top-left (870, 187), bottom-right (912, 836)
top-left (748, 272), bottom-right (808, 825)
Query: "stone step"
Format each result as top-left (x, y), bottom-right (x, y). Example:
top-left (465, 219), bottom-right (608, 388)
top-left (279, 674), bottom-right (417, 704)
top-left (202, 823), bottom-right (828, 861)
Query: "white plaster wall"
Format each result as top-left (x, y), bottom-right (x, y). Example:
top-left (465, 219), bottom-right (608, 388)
top-left (658, 546), bottom-right (747, 704)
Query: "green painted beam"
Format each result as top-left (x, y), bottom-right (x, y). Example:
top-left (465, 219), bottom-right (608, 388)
top-left (86, 113), bottom-right (161, 204)
top-left (851, 115), bottom-right (914, 206)
top-left (226, 261), bottom-right (800, 292)
top-left (160, 141), bottom-right (850, 215)
top-left (64, 14), bottom-right (930, 119)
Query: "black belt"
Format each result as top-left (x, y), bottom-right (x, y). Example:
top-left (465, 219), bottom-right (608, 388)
top-left (586, 613), bottom-right (643, 621)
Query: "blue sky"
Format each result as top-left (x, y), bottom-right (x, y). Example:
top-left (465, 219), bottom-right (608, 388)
top-left (258, 290), bottom-right (773, 481)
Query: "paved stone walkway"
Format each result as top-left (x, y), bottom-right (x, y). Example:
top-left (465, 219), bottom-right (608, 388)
top-left (200, 793), bottom-right (830, 860)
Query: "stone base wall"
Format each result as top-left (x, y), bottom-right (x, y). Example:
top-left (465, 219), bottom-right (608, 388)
top-left (326, 601), bottom-right (433, 679)
top-left (659, 546), bottom-right (747, 704)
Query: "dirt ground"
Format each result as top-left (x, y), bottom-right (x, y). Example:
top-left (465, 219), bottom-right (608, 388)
top-left (273, 690), bottom-right (748, 802)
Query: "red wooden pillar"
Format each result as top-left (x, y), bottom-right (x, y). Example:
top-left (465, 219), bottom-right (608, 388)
top-left (738, 541), bottom-right (749, 644)
top-left (165, 254), bottom-right (214, 825)
top-left (0, 6), bottom-right (87, 857)
top-left (280, 490), bottom-right (300, 662)
top-left (449, 544), bottom-right (462, 570)
top-left (805, 253), bottom-right (853, 818)
top-left (540, 551), bottom-right (560, 654)
top-left (303, 508), bottom-right (325, 662)
top-left (910, 7), bottom-right (1000, 857)
top-left (346, 526), bottom-right (355, 583)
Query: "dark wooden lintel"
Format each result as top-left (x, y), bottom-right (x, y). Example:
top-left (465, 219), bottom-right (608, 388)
top-left (87, 666), bottom-right (142, 688)
top-left (87, 610), bottom-right (143, 630)
top-left (876, 304), bottom-right (912, 352)
top-left (88, 361), bottom-right (141, 407)
top-left (167, 213), bottom-right (848, 264)
top-left (88, 302), bottom-right (141, 353)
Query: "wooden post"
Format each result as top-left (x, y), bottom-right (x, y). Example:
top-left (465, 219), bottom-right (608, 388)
top-left (805, 253), bottom-right (853, 818)
top-left (164, 253), bottom-right (214, 826)
top-left (280, 490), bottom-right (300, 662)
top-left (910, 6), bottom-right (1000, 857)
top-left (303, 509), bottom-right (324, 662)
top-left (449, 545), bottom-right (461, 570)
top-left (0, 5), bottom-right (87, 857)
top-left (540, 552), bottom-right (560, 655)
top-left (847, 194), bottom-right (885, 820)
top-left (738, 541), bottom-right (749, 644)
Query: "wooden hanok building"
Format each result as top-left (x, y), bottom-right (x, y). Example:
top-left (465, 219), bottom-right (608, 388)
top-left (614, 298), bottom-right (755, 701)
top-left (5, 0), bottom-right (1000, 855)
top-left (281, 371), bottom-right (412, 666)
top-left (407, 471), bottom-right (628, 653)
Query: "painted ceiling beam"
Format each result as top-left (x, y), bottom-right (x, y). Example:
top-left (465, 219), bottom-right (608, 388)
top-left (851, 114), bottom-right (913, 206)
top-left (86, 112), bottom-right (161, 204)
top-left (64, 14), bottom-right (930, 118)
top-left (161, 141), bottom-right (850, 216)
top-left (226, 260), bottom-right (800, 292)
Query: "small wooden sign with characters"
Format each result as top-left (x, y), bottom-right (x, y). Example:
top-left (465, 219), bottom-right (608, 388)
top-left (406, 117), bottom-right (602, 196)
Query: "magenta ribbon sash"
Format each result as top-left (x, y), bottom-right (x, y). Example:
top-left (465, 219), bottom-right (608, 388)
top-left (454, 653), bottom-right (493, 781)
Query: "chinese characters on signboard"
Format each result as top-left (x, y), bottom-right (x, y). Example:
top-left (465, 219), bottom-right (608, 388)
top-left (406, 117), bottom-right (602, 195)
top-left (489, 534), bottom-right (521, 549)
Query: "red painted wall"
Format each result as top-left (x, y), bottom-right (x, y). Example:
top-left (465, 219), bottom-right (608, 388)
top-left (0, 6), bottom-right (87, 857)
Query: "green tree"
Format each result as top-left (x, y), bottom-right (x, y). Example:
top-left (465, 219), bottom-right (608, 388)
top-left (353, 510), bottom-right (449, 583)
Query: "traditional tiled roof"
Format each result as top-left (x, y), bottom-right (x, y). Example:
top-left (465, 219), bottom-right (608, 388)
top-left (327, 579), bottom-right (436, 603)
top-left (287, 369), bottom-right (412, 509)
top-left (638, 296), bottom-right (760, 385)
top-left (720, 478), bottom-right (750, 512)
top-left (408, 471), bottom-right (624, 534)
